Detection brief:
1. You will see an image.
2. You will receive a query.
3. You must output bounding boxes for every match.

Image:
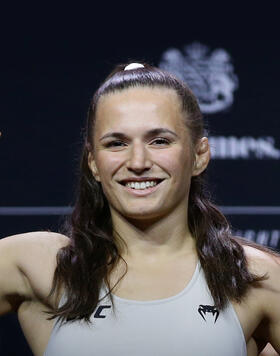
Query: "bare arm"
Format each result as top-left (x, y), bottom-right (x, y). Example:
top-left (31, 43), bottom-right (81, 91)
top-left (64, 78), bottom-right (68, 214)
top-left (0, 230), bottom-right (70, 317)
top-left (0, 233), bottom-right (33, 315)
top-left (258, 255), bottom-right (280, 354)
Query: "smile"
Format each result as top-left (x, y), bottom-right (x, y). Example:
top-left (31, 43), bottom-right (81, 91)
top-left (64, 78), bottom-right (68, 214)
top-left (118, 179), bottom-right (165, 196)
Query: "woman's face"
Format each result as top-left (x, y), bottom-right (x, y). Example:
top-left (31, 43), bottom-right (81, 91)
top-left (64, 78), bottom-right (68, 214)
top-left (88, 86), bottom-right (209, 222)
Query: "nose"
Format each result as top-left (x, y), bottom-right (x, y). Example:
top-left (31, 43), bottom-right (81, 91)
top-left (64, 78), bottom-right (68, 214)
top-left (125, 141), bottom-right (152, 173)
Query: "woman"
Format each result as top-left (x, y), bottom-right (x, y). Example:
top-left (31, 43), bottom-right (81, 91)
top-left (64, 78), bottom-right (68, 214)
top-left (0, 62), bottom-right (279, 355)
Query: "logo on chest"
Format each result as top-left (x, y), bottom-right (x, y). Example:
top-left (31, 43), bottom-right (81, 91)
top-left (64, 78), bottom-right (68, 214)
top-left (93, 303), bottom-right (220, 323)
top-left (198, 304), bottom-right (220, 323)
top-left (94, 305), bottom-right (112, 318)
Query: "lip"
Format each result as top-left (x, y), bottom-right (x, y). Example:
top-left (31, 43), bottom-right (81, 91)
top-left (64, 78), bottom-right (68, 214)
top-left (119, 180), bottom-right (165, 196)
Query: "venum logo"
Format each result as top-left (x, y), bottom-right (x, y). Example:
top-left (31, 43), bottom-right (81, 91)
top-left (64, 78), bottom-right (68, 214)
top-left (198, 304), bottom-right (220, 323)
top-left (159, 42), bottom-right (239, 114)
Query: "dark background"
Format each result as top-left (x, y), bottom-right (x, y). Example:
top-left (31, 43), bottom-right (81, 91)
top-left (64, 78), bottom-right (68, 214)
top-left (1, 38), bottom-right (280, 354)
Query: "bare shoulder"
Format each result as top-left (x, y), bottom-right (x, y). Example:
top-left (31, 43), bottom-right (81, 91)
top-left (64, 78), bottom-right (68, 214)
top-left (4, 230), bottom-right (70, 266)
top-left (2, 230), bottom-right (70, 246)
top-left (242, 244), bottom-right (280, 277)
top-left (242, 243), bottom-right (280, 352)
top-left (242, 243), bottom-right (280, 310)
top-left (0, 231), bottom-right (70, 314)
top-left (9, 231), bottom-right (70, 301)
top-left (13, 230), bottom-right (70, 272)
top-left (16, 230), bottom-right (70, 247)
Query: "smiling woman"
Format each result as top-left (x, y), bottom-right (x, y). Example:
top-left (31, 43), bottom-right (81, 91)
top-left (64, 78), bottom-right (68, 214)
top-left (87, 85), bottom-right (202, 224)
top-left (38, 62), bottom-right (280, 355)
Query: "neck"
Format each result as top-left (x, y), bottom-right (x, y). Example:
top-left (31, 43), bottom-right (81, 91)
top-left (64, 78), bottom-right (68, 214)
top-left (111, 207), bottom-right (197, 263)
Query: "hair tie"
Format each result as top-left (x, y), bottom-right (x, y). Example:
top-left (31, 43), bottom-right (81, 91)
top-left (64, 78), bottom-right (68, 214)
top-left (124, 63), bottom-right (145, 71)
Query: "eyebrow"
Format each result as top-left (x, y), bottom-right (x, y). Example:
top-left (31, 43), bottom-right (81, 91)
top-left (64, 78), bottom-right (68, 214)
top-left (100, 128), bottom-right (179, 141)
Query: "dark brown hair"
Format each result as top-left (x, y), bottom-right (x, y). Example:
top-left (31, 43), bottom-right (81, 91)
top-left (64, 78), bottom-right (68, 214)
top-left (43, 62), bottom-right (280, 326)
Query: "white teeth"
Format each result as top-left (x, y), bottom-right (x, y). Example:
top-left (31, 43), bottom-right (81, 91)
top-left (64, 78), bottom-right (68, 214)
top-left (125, 181), bottom-right (158, 189)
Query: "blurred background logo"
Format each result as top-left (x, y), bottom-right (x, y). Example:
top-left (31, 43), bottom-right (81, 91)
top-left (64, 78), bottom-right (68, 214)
top-left (159, 42), bottom-right (239, 114)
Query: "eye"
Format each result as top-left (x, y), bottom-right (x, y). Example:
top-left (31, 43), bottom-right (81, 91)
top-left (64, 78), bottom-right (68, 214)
top-left (105, 140), bottom-right (125, 147)
top-left (152, 138), bottom-right (170, 145)
top-left (105, 138), bottom-right (170, 148)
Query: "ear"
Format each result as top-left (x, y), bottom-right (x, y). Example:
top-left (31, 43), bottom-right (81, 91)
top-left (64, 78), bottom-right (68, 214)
top-left (88, 152), bottom-right (101, 182)
top-left (192, 137), bottom-right (211, 177)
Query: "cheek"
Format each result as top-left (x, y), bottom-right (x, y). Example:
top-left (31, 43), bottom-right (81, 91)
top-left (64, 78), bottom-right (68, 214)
top-left (165, 146), bottom-right (192, 166)
top-left (167, 149), bottom-right (194, 181)
top-left (95, 152), bottom-right (120, 179)
top-left (160, 155), bottom-right (179, 172)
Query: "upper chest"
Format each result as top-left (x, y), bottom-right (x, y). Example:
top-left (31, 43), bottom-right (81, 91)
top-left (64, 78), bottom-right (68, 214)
top-left (17, 247), bottom-right (267, 355)
top-left (108, 256), bottom-right (264, 342)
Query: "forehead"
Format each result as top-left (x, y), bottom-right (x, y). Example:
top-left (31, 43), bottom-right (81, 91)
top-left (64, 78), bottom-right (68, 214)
top-left (94, 87), bottom-right (186, 134)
